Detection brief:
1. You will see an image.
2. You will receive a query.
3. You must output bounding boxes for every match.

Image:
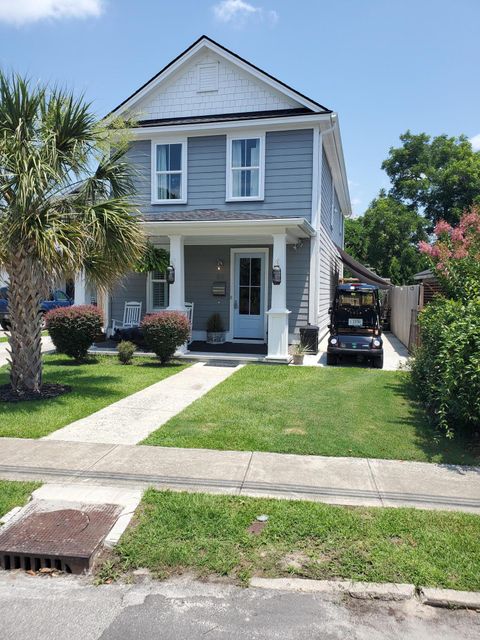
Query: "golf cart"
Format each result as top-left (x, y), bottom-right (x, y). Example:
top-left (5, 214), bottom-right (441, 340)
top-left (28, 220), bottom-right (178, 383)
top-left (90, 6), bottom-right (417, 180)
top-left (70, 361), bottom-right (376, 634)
top-left (327, 280), bottom-right (384, 368)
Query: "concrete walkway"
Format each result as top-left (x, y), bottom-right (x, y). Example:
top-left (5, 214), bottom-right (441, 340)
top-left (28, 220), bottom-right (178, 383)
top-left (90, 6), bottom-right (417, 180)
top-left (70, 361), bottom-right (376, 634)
top-left (303, 332), bottom-right (409, 371)
top-left (43, 362), bottom-right (241, 445)
top-left (0, 336), bottom-right (55, 368)
top-left (0, 438), bottom-right (478, 514)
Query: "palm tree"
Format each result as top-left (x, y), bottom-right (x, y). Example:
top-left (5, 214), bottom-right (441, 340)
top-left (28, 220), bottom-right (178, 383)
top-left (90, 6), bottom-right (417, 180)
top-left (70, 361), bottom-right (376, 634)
top-left (0, 72), bottom-right (145, 396)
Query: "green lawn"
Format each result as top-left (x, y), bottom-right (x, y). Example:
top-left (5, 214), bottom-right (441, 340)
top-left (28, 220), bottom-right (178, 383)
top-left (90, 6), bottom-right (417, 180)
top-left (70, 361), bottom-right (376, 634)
top-left (0, 480), bottom-right (40, 517)
top-left (143, 365), bottom-right (478, 465)
top-left (0, 354), bottom-right (188, 439)
top-left (0, 330), bottom-right (48, 343)
top-left (110, 490), bottom-right (480, 591)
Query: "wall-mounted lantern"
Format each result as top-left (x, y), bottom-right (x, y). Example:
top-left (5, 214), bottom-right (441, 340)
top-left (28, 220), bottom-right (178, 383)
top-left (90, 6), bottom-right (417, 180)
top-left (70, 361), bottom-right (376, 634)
top-left (166, 265), bottom-right (175, 284)
top-left (216, 258), bottom-right (224, 271)
top-left (272, 264), bottom-right (282, 285)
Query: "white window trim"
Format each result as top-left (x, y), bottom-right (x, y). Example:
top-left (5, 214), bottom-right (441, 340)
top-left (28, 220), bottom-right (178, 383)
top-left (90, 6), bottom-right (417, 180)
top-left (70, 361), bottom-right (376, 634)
top-left (226, 132), bottom-right (265, 202)
top-left (151, 138), bottom-right (188, 205)
top-left (146, 271), bottom-right (169, 312)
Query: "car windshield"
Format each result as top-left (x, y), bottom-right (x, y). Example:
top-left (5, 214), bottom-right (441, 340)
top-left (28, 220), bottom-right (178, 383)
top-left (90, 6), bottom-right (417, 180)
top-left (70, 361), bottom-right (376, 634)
top-left (338, 291), bottom-right (376, 308)
top-left (333, 289), bottom-right (379, 333)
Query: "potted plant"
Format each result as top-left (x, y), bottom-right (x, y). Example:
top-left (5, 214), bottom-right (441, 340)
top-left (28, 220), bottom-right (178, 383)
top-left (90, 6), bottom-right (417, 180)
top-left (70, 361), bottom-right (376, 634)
top-left (291, 342), bottom-right (307, 365)
top-left (206, 313), bottom-right (226, 344)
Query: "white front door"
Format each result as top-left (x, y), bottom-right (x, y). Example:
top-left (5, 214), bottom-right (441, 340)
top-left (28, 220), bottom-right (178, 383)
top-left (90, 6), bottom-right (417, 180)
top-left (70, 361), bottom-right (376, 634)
top-left (233, 251), bottom-right (266, 340)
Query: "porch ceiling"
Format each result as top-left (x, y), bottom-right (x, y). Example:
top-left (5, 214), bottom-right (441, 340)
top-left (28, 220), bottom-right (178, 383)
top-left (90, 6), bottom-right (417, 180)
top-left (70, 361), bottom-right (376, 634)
top-left (140, 212), bottom-right (315, 244)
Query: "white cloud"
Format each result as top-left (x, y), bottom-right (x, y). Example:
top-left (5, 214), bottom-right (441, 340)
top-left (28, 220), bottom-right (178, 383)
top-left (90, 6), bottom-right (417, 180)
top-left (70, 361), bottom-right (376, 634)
top-left (213, 0), bottom-right (278, 27)
top-left (470, 133), bottom-right (480, 152)
top-left (0, 0), bottom-right (103, 25)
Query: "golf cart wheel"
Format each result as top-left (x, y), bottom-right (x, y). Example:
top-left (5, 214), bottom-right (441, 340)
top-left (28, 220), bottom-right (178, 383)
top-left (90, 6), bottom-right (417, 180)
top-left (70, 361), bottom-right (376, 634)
top-left (326, 353), bottom-right (337, 366)
top-left (373, 355), bottom-right (384, 369)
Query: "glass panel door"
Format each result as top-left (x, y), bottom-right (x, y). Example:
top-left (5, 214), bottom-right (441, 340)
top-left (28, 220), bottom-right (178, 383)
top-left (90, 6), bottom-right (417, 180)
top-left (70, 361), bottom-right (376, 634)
top-left (233, 252), bottom-right (265, 340)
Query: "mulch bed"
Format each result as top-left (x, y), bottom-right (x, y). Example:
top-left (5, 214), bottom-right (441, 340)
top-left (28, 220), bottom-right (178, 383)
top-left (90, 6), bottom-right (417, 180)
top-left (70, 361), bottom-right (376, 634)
top-left (0, 383), bottom-right (71, 403)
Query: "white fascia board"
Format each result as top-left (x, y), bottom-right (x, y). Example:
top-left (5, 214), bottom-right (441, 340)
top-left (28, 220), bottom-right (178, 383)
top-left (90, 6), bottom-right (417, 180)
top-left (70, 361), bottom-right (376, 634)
top-left (126, 113), bottom-right (332, 139)
top-left (320, 117), bottom-right (352, 217)
top-left (140, 217), bottom-right (315, 238)
top-left (111, 38), bottom-right (323, 119)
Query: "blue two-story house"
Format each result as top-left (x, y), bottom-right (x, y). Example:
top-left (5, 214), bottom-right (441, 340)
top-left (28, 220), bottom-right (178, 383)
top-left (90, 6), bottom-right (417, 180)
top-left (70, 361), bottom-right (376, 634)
top-left (103, 36), bottom-right (350, 362)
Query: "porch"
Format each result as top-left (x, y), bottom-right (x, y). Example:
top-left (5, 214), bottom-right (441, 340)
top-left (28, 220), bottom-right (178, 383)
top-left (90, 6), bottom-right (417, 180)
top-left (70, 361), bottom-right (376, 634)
top-left (103, 212), bottom-right (315, 363)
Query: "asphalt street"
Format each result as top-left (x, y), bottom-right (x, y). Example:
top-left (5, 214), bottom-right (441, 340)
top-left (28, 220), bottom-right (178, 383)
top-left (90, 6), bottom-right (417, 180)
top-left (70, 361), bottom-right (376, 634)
top-left (0, 573), bottom-right (478, 640)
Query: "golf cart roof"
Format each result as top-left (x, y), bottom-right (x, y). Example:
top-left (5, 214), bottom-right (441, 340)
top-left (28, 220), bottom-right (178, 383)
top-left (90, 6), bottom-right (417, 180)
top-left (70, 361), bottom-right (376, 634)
top-left (336, 283), bottom-right (379, 292)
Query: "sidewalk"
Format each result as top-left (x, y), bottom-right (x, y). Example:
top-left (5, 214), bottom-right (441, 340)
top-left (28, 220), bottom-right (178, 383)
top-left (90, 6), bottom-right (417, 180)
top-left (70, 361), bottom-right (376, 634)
top-left (0, 336), bottom-right (55, 368)
top-left (0, 438), bottom-right (478, 514)
top-left (43, 362), bottom-right (241, 445)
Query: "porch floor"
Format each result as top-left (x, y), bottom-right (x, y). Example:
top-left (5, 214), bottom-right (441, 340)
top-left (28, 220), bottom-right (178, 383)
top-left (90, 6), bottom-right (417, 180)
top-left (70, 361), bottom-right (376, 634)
top-left (188, 341), bottom-right (267, 355)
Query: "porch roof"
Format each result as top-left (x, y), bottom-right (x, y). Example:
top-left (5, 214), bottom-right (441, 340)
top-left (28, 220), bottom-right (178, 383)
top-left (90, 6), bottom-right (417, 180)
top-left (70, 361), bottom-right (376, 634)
top-left (140, 210), bottom-right (315, 241)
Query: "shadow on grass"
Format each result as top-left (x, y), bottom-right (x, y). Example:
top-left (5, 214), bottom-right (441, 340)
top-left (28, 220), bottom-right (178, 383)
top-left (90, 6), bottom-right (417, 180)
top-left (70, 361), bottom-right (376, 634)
top-left (51, 357), bottom-right (100, 367)
top-left (386, 373), bottom-right (480, 467)
top-left (139, 360), bottom-right (183, 369)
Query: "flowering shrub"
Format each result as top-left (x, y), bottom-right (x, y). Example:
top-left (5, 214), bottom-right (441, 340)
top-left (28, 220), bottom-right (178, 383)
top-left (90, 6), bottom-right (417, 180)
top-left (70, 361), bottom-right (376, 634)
top-left (141, 311), bottom-right (190, 363)
top-left (45, 305), bottom-right (102, 361)
top-left (419, 207), bottom-right (480, 301)
top-left (414, 208), bottom-right (480, 439)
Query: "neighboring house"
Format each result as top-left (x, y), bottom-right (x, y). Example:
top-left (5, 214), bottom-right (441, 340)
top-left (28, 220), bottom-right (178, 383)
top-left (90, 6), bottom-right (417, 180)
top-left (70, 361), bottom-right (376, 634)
top-left (95, 36), bottom-right (350, 361)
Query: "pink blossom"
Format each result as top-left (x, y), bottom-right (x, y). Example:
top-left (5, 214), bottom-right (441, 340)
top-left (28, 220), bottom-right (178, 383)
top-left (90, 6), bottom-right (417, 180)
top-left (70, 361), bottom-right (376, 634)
top-left (459, 211), bottom-right (480, 234)
top-left (434, 220), bottom-right (452, 236)
top-left (418, 240), bottom-right (432, 255)
top-left (451, 227), bottom-right (465, 243)
top-left (453, 247), bottom-right (468, 259)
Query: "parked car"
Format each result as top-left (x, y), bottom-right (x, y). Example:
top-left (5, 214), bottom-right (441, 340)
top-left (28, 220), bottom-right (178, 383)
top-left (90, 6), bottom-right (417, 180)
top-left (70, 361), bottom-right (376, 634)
top-left (0, 288), bottom-right (73, 330)
top-left (327, 282), bottom-right (384, 368)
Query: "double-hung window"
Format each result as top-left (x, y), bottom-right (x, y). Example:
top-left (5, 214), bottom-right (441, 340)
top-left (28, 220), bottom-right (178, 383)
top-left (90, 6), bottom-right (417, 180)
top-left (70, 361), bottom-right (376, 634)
top-left (152, 140), bottom-right (187, 203)
top-left (148, 271), bottom-right (169, 311)
top-left (227, 135), bottom-right (265, 200)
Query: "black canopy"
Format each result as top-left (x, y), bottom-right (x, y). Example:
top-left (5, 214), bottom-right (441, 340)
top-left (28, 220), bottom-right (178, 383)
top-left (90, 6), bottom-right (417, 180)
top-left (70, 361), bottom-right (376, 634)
top-left (335, 246), bottom-right (391, 289)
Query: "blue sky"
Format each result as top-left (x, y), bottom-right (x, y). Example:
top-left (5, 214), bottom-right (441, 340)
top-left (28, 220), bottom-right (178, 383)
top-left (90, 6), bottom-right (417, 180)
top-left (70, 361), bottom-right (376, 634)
top-left (0, 0), bottom-right (479, 216)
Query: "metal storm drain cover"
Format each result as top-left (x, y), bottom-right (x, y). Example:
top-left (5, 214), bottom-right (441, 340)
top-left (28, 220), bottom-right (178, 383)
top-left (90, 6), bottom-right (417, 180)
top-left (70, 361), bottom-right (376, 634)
top-left (0, 500), bottom-right (121, 575)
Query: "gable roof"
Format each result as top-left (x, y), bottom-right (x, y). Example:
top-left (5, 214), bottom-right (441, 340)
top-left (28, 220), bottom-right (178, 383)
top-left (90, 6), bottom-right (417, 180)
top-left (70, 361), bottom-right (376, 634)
top-left (107, 35), bottom-right (331, 119)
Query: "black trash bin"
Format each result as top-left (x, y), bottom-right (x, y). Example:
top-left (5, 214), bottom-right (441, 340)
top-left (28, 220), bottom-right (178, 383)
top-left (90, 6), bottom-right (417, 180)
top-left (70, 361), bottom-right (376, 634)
top-left (300, 324), bottom-right (319, 355)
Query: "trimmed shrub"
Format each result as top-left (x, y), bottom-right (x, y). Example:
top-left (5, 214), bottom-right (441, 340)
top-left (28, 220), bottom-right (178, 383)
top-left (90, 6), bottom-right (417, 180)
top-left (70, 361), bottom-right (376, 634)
top-left (45, 305), bottom-right (103, 361)
top-left (117, 340), bottom-right (136, 365)
top-left (141, 311), bottom-right (190, 364)
top-left (411, 297), bottom-right (480, 439)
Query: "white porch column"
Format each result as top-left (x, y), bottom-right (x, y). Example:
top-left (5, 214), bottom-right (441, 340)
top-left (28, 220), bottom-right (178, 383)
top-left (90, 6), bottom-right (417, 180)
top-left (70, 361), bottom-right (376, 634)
top-left (167, 235), bottom-right (185, 311)
top-left (266, 233), bottom-right (291, 362)
top-left (74, 270), bottom-right (88, 305)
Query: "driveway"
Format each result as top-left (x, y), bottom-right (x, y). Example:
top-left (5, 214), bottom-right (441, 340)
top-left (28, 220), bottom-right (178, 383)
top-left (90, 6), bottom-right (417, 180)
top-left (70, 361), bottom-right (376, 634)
top-left (303, 331), bottom-right (408, 371)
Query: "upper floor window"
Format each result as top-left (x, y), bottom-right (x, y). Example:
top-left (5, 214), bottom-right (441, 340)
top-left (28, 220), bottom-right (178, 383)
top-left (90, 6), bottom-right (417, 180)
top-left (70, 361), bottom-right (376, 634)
top-left (151, 140), bottom-right (187, 204)
top-left (226, 135), bottom-right (265, 201)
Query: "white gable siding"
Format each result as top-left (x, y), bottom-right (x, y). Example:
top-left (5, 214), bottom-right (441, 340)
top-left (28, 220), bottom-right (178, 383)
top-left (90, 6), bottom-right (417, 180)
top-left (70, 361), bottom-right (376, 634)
top-left (132, 52), bottom-right (301, 120)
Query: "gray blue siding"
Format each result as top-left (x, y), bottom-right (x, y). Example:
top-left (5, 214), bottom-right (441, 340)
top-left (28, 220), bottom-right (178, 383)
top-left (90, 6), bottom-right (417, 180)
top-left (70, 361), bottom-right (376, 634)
top-left (126, 129), bottom-right (313, 221)
top-left (317, 149), bottom-right (343, 334)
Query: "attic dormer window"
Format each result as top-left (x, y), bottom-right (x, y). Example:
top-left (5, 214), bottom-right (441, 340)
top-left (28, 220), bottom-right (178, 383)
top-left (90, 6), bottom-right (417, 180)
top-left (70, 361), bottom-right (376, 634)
top-left (197, 62), bottom-right (219, 93)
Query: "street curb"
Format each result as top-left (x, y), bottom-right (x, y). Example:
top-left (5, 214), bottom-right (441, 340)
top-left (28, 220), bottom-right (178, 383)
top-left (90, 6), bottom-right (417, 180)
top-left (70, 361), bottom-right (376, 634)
top-left (250, 578), bottom-right (480, 609)
top-left (249, 578), bottom-right (415, 601)
top-left (420, 587), bottom-right (480, 610)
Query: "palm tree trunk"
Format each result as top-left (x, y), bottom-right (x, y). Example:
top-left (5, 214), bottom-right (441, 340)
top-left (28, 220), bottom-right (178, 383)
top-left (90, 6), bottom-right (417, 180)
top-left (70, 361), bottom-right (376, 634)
top-left (7, 249), bottom-right (45, 395)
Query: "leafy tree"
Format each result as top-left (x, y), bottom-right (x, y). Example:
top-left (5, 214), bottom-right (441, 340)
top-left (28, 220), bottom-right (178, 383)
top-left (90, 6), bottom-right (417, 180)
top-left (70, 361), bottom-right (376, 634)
top-left (345, 192), bottom-right (428, 284)
top-left (382, 131), bottom-right (480, 226)
top-left (0, 72), bottom-right (145, 396)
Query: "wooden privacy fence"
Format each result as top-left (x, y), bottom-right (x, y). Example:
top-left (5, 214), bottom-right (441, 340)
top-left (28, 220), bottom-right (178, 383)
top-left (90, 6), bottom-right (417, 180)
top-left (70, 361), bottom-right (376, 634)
top-left (390, 284), bottom-right (422, 351)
